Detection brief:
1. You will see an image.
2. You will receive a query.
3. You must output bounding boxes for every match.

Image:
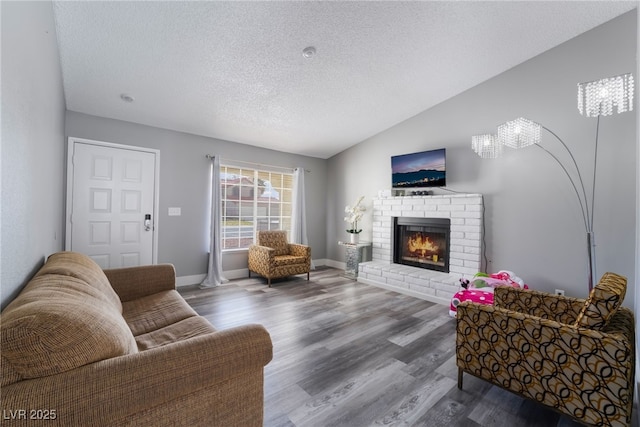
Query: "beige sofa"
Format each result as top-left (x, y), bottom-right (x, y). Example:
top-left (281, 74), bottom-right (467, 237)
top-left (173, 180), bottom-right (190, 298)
top-left (1, 251), bottom-right (273, 426)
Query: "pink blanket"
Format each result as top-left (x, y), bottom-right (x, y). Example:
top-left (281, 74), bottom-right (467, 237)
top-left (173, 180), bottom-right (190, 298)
top-left (449, 271), bottom-right (528, 317)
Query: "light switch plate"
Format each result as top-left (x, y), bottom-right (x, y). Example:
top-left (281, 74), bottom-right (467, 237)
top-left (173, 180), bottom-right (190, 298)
top-left (168, 207), bottom-right (181, 216)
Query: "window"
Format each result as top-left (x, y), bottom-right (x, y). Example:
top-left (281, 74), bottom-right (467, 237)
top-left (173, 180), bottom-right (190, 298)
top-left (220, 165), bottom-right (293, 250)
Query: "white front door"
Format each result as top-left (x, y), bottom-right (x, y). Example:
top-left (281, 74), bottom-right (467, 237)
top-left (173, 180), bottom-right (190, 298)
top-left (66, 138), bottom-right (159, 269)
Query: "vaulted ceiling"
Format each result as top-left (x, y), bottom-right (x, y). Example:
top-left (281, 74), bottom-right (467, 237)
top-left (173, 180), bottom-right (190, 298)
top-left (52, 1), bottom-right (637, 158)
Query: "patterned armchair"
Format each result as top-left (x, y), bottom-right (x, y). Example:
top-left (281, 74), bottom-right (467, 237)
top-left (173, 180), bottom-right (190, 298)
top-left (248, 230), bottom-right (311, 287)
top-left (456, 272), bottom-right (635, 427)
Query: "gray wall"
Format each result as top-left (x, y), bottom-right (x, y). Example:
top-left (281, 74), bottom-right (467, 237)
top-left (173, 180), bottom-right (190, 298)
top-left (65, 112), bottom-right (328, 280)
top-left (327, 11), bottom-right (637, 303)
top-left (1, 1), bottom-right (66, 309)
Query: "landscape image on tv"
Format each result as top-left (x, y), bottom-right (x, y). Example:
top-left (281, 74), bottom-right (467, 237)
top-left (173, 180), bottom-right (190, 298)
top-left (391, 148), bottom-right (446, 188)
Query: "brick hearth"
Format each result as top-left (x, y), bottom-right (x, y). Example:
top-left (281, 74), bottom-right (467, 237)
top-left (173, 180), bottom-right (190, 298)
top-left (359, 193), bottom-right (483, 305)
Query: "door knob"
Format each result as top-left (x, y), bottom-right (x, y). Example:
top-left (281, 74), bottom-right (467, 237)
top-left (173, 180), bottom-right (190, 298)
top-left (144, 214), bottom-right (152, 231)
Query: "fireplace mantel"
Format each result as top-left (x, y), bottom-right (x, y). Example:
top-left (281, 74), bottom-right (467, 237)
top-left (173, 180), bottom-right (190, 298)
top-left (359, 193), bottom-right (483, 305)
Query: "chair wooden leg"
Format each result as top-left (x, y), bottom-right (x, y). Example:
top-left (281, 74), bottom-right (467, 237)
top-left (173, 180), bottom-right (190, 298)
top-left (268, 278), bottom-right (271, 287)
top-left (457, 368), bottom-right (463, 389)
top-left (248, 270), bottom-right (251, 278)
top-left (307, 272), bottom-right (310, 281)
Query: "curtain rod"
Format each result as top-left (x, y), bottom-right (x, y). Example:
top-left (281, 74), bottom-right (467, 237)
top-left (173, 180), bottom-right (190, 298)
top-left (205, 155), bottom-right (310, 173)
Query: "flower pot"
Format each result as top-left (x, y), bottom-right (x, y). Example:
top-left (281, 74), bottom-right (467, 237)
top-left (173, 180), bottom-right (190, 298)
top-left (349, 233), bottom-right (359, 244)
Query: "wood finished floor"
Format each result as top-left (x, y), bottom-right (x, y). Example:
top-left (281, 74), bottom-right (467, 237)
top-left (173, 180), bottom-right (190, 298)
top-left (178, 267), bottom-right (585, 427)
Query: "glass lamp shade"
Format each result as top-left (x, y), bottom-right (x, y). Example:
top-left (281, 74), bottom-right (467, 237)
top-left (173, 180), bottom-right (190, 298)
top-left (497, 117), bottom-right (541, 149)
top-left (577, 73), bottom-right (635, 117)
top-left (471, 134), bottom-right (502, 158)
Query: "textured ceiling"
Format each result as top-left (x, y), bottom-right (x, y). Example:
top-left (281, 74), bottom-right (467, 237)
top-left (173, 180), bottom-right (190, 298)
top-left (52, 1), bottom-right (637, 159)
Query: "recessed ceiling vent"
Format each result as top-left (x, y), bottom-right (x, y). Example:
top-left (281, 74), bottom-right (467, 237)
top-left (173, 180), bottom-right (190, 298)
top-left (302, 46), bottom-right (316, 58)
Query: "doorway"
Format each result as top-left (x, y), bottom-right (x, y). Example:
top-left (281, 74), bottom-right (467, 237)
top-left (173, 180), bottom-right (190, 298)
top-left (66, 138), bottom-right (159, 268)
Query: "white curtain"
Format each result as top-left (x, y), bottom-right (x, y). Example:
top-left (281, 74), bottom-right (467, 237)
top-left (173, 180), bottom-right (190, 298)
top-left (200, 155), bottom-right (228, 288)
top-left (291, 167), bottom-right (315, 269)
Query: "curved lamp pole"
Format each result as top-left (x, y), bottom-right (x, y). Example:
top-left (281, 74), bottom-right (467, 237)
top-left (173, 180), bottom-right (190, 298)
top-left (471, 72), bottom-right (634, 292)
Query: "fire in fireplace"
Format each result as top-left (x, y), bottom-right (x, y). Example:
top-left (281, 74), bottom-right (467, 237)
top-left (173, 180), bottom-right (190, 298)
top-left (393, 217), bottom-right (450, 273)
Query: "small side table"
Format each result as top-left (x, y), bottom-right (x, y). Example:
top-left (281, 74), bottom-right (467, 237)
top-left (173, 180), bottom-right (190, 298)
top-left (338, 241), bottom-right (372, 279)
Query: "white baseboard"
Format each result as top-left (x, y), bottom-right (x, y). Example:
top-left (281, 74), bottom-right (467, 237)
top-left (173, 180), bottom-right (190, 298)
top-left (176, 270), bottom-right (247, 287)
top-left (224, 268), bottom-right (249, 280)
top-left (176, 258), bottom-right (331, 287)
top-left (175, 274), bottom-right (206, 287)
top-left (323, 259), bottom-right (345, 270)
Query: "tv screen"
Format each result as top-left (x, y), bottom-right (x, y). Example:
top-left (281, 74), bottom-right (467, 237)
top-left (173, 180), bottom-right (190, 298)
top-left (391, 148), bottom-right (446, 188)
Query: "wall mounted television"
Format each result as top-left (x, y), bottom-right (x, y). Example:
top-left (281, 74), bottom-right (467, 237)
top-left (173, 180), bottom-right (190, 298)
top-left (391, 148), bottom-right (446, 188)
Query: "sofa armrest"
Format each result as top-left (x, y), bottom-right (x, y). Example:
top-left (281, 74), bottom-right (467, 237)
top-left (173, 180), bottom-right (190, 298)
top-left (1, 324), bottom-right (273, 426)
top-left (248, 245), bottom-right (275, 258)
top-left (603, 306), bottom-right (636, 344)
top-left (248, 245), bottom-right (275, 275)
top-left (104, 264), bottom-right (177, 302)
top-left (493, 286), bottom-right (586, 324)
top-left (288, 243), bottom-right (310, 258)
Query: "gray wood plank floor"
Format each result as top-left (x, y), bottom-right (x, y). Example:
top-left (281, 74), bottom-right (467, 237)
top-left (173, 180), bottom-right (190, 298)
top-left (178, 267), bottom-right (587, 427)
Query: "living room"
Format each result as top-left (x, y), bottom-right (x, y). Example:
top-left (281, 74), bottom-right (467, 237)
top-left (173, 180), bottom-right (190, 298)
top-left (2, 1), bottom-right (639, 424)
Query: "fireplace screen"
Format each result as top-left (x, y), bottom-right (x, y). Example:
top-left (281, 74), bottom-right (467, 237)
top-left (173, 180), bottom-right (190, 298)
top-left (393, 217), bottom-right (450, 273)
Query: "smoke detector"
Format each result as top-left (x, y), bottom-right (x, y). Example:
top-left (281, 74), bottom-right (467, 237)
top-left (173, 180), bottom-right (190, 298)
top-left (302, 46), bottom-right (316, 58)
top-left (120, 93), bottom-right (135, 103)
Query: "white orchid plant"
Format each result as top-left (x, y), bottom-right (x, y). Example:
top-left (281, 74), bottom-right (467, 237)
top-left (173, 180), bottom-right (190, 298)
top-left (344, 196), bottom-right (366, 234)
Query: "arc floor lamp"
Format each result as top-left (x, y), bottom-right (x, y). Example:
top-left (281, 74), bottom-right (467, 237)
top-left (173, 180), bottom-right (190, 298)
top-left (472, 72), bottom-right (635, 292)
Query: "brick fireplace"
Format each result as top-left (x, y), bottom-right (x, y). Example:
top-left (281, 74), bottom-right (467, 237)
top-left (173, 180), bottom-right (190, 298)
top-left (359, 194), bottom-right (483, 305)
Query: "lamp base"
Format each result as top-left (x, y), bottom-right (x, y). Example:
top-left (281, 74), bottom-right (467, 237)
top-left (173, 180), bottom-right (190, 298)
top-left (587, 231), bottom-right (596, 293)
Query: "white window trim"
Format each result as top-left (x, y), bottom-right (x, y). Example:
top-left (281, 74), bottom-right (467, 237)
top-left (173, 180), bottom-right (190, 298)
top-left (220, 164), bottom-right (293, 251)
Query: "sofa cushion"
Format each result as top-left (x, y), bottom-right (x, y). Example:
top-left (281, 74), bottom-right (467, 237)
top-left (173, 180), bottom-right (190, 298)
top-left (122, 290), bottom-right (198, 336)
top-left (135, 316), bottom-right (217, 350)
top-left (1, 274), bottom-right (138, 379)
top-left (36, 251), bottom-right (123, 312)
top-left (1, 354), bottom-right (22, 387)
top-left (575, 272), bottom-right (627, 330)
top-left (272, 255), bottom-right (307, 267)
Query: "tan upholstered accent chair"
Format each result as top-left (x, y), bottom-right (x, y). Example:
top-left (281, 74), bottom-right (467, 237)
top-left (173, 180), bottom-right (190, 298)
top-left (248, 230), bottom-right (311, 287)
top-left (456, 272), bottom-right (634, 427)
